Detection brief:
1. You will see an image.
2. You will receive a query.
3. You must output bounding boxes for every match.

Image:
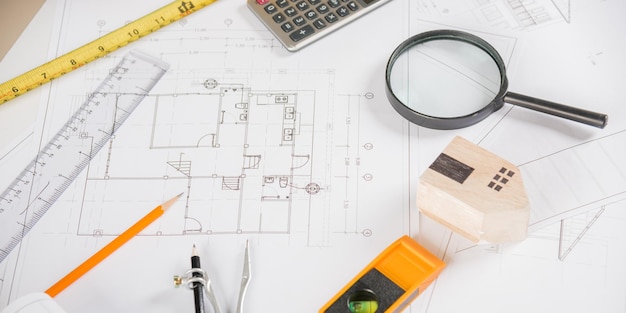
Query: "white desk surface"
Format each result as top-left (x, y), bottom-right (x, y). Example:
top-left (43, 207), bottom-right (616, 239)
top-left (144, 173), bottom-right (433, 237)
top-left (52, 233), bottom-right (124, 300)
top-left (1, 1), bottom-right (625, 312)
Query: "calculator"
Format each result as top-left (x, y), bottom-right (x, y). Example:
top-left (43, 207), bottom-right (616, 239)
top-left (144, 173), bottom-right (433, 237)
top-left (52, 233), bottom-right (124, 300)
top-left (247, 0), bottom-right (393, 51)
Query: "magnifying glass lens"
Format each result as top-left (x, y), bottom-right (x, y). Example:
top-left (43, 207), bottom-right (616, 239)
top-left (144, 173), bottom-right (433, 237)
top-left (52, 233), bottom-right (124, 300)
top-left (389, 39), bottom-right (502, 118)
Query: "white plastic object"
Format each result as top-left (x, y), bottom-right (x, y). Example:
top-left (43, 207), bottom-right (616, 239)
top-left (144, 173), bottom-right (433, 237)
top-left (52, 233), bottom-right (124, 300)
top-left (1, 293), bottom-right (66, 313)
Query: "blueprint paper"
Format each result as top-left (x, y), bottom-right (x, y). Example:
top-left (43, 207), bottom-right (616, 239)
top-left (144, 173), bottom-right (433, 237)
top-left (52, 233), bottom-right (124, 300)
top-left (0, 0), bottom-right (625, 312)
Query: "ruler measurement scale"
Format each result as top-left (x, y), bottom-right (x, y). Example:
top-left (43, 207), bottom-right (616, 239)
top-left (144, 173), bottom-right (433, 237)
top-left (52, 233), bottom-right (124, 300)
top-left (0, 51), bottom-right (170, 263)
top-left (0, 0), bottom-right (216, 104)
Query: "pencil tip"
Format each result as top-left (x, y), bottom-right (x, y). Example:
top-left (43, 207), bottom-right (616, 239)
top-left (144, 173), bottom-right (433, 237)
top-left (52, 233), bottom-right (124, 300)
top-left (160, 192), bottom-right (184, 212)
top-left (191, 244), bottom-right (198, 256)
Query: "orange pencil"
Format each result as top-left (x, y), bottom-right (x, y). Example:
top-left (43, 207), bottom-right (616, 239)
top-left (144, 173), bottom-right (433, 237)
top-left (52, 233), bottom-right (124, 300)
top-left (45, 192), bottom-right (183, 297)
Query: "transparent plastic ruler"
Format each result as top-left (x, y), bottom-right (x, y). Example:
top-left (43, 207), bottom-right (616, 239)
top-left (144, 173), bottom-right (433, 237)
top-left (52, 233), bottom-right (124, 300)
top-left (0, 51), bottom-right (169, 263)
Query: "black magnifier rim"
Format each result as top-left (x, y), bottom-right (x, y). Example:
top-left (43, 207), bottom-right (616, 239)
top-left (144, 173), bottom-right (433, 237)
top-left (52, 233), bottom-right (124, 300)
top-left (385, 29), bottom-right (509, 130)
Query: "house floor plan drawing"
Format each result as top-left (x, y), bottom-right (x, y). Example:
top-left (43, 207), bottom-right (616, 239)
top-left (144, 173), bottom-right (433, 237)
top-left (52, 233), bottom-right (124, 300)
top-left (83, 84), bottom-right (319, 236)
top-left (75, 75), bottom-right (379, 248)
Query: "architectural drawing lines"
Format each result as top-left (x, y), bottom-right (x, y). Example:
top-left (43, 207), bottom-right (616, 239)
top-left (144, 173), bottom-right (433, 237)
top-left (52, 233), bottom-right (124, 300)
top-left (168, 154), bottom-right (192, 177)
top-left (55, 73), bottom-right (382, 245)
top-left (517, 129), bottom-right (626, 167)
top-left (558, 205), bottom-right (605, 261)
top-left (2, 1), bottom-right (624, 312)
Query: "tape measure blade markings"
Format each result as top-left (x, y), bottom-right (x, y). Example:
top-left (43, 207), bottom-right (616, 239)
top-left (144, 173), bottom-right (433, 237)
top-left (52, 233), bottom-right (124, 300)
top-left (0, 51), bottom-right (169, 263)
top-left (0, 0), bottom-right (216, 104)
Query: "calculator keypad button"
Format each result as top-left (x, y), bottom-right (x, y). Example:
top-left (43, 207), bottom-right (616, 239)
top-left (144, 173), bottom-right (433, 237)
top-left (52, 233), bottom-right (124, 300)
top-left (337, 6), bottom-right (349, 16)
top-left (317, 4), bottom-right (330, 14)
top-left (289, 25), bottom-right (315, 41)
top-left (264, 4), bottom-right (278, 14)
top-left (296, 1), bottom-right (309, 10)
top-left (328, 0), bottom-right (340, 7)
top-left (313, 19), bottom-right (326, 29)
top-left (273, 13), bottom-right (287, 23)
top-left (281, 22), bottom-right (295, 32)
top-left (293, 16), bottom-right (307, 26)
top-left (305, 10), bottom-right (318, 20)
top-left (285, 7), bottom-right (297, 16)
top-left (325, 12), bottom-right (338, 23)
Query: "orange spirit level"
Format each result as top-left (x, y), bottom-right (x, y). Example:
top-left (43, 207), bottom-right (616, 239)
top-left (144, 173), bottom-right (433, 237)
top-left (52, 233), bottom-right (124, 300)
top-left (320, 236), bottom-right (445, 313)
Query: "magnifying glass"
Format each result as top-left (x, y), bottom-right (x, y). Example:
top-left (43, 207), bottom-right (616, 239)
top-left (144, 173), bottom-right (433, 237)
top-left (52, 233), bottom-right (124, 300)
top-left (385, 29), bottom-right (608, 130)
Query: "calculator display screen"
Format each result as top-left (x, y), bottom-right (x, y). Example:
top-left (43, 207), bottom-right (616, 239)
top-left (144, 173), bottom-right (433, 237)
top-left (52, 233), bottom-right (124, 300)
top-left (362, 0), bottom-right (378, 4)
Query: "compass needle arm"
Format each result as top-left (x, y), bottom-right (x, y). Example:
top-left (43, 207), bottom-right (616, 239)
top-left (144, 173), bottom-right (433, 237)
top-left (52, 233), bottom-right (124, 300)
top-left (236, 240), bottom-right (251, 313)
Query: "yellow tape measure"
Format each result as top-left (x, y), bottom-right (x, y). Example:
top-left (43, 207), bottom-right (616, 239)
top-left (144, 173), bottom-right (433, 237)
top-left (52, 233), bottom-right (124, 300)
top-left (0, 0), bottom-right (217, 104)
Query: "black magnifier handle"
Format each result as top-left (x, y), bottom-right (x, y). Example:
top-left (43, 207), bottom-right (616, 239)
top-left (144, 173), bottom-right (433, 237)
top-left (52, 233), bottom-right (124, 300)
top-left (504, 92), bottom-right (608, 129)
